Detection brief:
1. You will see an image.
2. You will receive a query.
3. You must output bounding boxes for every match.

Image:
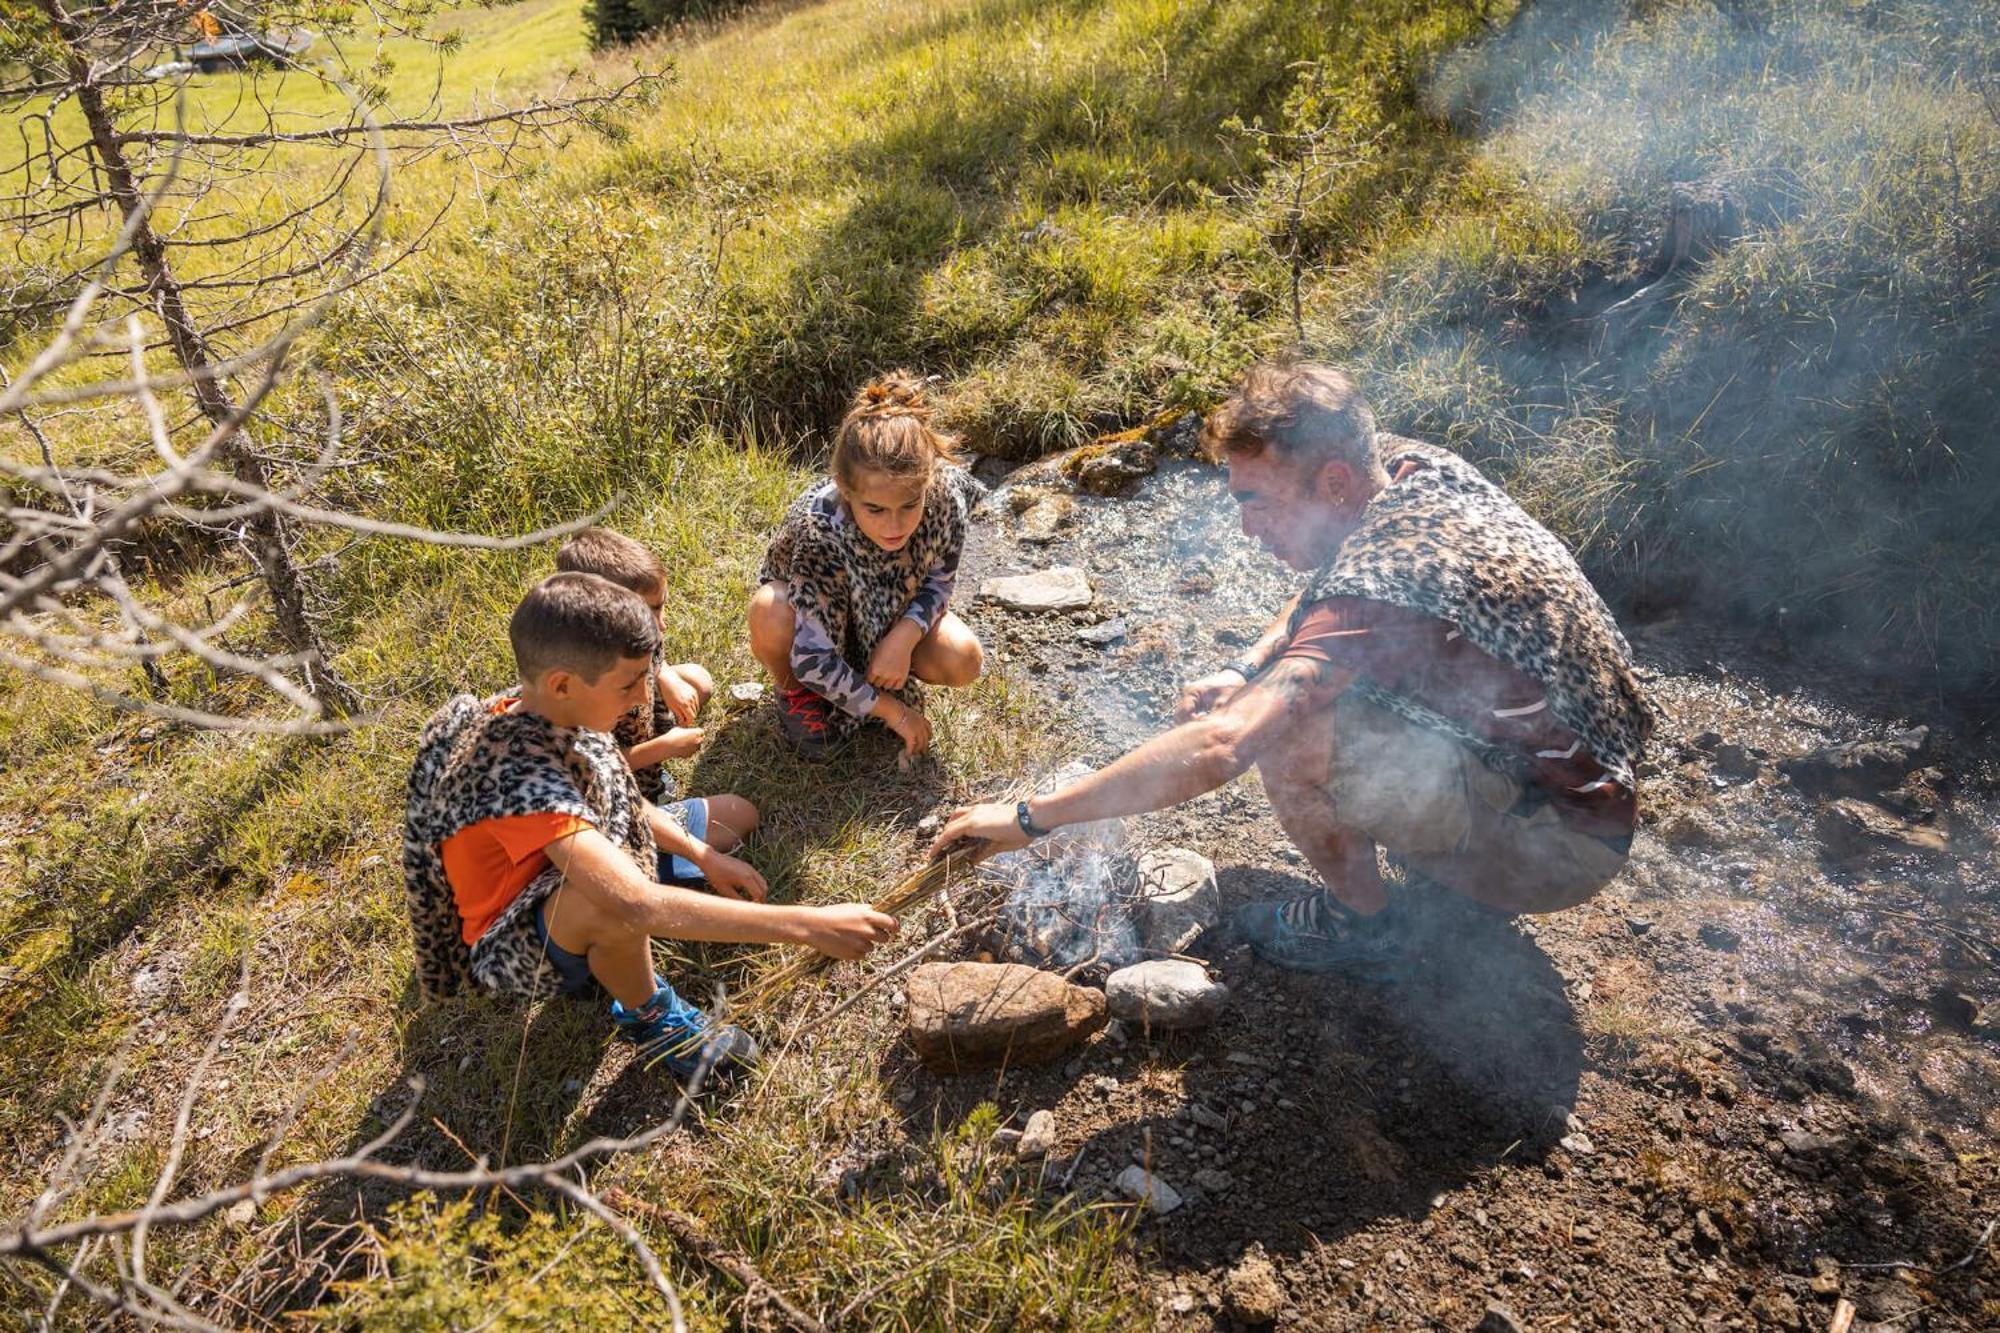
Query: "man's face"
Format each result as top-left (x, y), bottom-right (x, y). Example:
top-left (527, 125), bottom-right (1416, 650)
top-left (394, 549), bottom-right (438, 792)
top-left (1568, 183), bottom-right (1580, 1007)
top-left (552, 654), bottom-right (653, 732)
top-left (1226, 448), bottom-right (1355, 571)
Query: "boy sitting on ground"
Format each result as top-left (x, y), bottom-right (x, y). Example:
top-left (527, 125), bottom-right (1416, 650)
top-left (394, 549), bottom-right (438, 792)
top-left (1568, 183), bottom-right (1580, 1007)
top-left (554, 526), bottom-right (711, 804)
top-left (404, 572), bottom-right (897, 1082)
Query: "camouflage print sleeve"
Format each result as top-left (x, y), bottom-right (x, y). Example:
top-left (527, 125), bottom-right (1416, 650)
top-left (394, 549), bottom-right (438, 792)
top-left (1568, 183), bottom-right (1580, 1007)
top-left (790, 604), bottom-right (879, 718)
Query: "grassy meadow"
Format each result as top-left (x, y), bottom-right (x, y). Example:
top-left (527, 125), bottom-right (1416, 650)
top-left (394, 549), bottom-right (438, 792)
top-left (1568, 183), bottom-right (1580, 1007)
top-left (4, 0), bottom-right (1999, 1323)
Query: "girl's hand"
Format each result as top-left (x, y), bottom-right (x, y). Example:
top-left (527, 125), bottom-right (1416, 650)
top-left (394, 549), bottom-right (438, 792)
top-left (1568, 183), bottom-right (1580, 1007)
top-left (883, 698), bottom-right (932, 756)
top-left (659, 668), bottom-right (700, 726)
top-left (658, 726), bottom-right (704, 759)
top-left (867, 622), bottom-right (922, 691)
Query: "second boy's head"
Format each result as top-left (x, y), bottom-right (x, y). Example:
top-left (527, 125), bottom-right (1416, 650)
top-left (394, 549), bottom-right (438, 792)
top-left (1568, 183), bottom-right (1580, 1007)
top-left (509, 572), bottom-right (660, 731)
top-left (832, 371), bottom-right (957, 554)
top-left (555, 526), bottom-right (668, 627)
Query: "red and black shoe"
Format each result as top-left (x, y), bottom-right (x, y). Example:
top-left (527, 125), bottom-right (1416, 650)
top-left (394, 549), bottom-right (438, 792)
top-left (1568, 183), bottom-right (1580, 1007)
top-left (775, 685), bottom-right (835, 758)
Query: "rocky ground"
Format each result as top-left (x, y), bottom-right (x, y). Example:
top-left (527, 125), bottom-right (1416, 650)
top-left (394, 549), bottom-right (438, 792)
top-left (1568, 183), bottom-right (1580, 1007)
top-left (871, 432), bottom-right (1998, 1330)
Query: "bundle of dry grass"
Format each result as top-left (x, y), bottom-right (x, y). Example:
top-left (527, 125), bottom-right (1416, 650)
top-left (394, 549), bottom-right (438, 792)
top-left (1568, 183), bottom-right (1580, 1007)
top-left (730, 839), bottom-right (992, 1022)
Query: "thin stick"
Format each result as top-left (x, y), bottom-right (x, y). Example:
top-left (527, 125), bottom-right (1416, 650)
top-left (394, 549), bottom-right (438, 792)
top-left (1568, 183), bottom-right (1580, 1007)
top-left (601, 1187), bottom-right (825, 1333)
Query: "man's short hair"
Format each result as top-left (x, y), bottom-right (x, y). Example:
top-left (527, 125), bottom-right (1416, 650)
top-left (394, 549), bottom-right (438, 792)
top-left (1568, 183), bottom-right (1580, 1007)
top-left (1200, 361), bottom-right (1382, 478)
top-left (510, 572), bottom-right (660, 686)
top-left (553, 526), bottom-right (667, 599)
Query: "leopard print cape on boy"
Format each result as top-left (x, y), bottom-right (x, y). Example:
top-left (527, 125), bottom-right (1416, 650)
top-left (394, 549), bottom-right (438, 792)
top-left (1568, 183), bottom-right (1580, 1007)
top-left (403, 693), bottom-right (658, 1000)
top-left (758, 464), bottom-right (986, 738)
top-left (611, 642), bottom-right (680, 803)
top-left (1293, 438), bottom-right (1655, 789)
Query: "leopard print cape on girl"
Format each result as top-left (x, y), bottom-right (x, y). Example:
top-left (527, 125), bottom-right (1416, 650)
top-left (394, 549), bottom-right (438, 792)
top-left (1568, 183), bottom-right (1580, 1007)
top-left (758, 464), bottom-right (986, 738)
top-left (403, 693), bottom-right (658, 1000)
top-left (1293, 438), bottom-right (1655, 789)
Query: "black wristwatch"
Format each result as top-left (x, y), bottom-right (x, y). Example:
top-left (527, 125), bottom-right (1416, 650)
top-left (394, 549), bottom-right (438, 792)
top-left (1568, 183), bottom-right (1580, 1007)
top-left (1225, 656), bottom-right (1264, 683)
top-left (1016, 799), bottom-right (1051, 839)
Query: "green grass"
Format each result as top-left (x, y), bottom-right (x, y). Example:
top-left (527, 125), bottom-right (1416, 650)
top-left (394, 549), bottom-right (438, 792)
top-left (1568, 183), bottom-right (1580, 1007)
top-left (7, 0), bottom-right (2000, 1321)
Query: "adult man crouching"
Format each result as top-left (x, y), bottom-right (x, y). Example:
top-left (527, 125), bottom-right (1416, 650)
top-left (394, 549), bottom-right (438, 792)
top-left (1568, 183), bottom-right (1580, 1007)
top-left (932, 361), bottom-right (1655, 973)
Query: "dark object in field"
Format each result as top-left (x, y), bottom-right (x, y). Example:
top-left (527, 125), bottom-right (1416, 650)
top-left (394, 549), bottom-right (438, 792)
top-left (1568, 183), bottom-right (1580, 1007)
top-left (184, 29), bottom-right (315, 74)
top-left (1779, 726), bottom-right (1929, 796)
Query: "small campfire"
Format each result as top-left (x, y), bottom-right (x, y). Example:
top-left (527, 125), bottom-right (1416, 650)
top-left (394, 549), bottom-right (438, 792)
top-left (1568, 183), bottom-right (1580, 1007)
top-left (981, 835), bottom-right (1146, 979)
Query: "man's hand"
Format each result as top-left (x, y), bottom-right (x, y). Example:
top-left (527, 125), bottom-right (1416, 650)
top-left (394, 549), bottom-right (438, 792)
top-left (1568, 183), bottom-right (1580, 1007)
top-left (867, 621), bottom-right (923, 691)
top-left (929, 801), bottom-right (1029, 861)
top-left (696, 849), bottom-right (769, 903)
top-left (798, 903), bottom-right (899, 959)
top-left (879, 696), bottom-right (932, 756)
top-left (1174, 669), bottom-right (1248, 722)
top-left (658, 666), bottom-right (700, 726)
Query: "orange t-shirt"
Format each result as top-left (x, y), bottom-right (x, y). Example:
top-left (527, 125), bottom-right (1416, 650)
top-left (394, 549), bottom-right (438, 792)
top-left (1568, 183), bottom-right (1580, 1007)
top-left (441, 812), bottom-right (592, 945)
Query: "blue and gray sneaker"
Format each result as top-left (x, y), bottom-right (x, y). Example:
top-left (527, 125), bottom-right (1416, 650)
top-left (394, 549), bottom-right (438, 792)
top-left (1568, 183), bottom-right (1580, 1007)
top-left (611, 982), bottom-right (760, 1084)
top-left (1233, 891), bottom-right (1404, 980)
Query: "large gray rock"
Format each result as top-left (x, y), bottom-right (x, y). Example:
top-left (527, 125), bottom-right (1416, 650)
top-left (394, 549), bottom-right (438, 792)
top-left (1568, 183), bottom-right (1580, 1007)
top-left (1104, 960), bottom-right (1228, 1031)
top-left (1135, 847), bottom-right (1218, 955)
top-left (905, 962), bottom-right (1106, 1073)
top-left (978, 566), bottom-right (1093, 612)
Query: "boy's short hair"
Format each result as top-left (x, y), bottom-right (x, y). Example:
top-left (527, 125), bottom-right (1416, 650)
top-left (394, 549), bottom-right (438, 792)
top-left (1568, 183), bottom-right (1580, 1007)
top-left (510, 572), bottom-right (660, 686)
top-left (554, 526), bottom-right (667, 599)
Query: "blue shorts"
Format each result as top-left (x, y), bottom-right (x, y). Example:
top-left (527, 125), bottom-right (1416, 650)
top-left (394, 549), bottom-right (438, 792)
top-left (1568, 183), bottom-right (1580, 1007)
top-left (657, 797), bottom-right (709, 884)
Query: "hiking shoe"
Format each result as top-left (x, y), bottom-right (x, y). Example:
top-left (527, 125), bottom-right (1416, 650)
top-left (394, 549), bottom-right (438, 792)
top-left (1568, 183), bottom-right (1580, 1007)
top-left (774, 685), bottom-right (835, 758)
top-left (611, 982), bottom-right (760, 1084)
top-left (1233, 891), bottom-right (1404, 980)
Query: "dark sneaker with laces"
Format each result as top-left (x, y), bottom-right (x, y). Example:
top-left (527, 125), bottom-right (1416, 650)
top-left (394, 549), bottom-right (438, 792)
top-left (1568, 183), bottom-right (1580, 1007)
top-left (611, 982), bottom-right (760, 1084)
top-left (1233, 891), bottom-right (1404, 980)
top-left (774, 685), bottom-right (835, 758)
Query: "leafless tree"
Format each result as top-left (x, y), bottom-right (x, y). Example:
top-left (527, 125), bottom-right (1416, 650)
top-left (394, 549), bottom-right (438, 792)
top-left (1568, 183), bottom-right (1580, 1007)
top-left (3, 0), bottom-right (663, 726)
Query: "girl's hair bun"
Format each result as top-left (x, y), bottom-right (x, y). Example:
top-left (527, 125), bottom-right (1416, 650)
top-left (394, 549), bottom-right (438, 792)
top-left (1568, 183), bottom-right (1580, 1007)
top-left (832, 369), bottom-right (958, 485)
top-left (852, 370), bottom-right (932, 421)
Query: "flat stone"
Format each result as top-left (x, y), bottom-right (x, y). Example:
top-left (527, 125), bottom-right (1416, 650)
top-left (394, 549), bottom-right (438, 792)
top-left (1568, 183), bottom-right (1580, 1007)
top-left (728, 681), bottom-right (765, 704)
top-left (1018, 1108), bottom-right (1057, 1160)
top-left (1817, 798), bottom-right (1949, 858)
top-left (1104, 960), bottom-right (1229, 1031)
top-left (1780, 727), bottom-right (1928, 796)
top-left (1135, 847), bottom-right (1219, 955)
top-left (1222, 1246), bottom-right (1283, 1324)
top-left (1116, 1165), bottom-right (1182, 1215)
top-left (1188, 1102), bottom-right (1228, 1132)
top-left (223, 1199), bottom-right (256, 1228)
top-left (1076, 617), bottom-right (1129, 646)
top-left (905, 962), bottom-right (1107, 1073)
top-left (1476, 1304), bottom-right (1528, 1333)
top-left (978, 566), bottom-right (1093, 612)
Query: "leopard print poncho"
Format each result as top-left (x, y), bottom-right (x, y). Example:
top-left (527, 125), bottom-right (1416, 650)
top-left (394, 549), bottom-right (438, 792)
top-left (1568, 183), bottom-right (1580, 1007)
top-left (402, 693), bottom-right (656, 1000)
top-left (1294, 438), bottom-right (1655, 789)
top-left (758, 464), bottom-right (986, 735)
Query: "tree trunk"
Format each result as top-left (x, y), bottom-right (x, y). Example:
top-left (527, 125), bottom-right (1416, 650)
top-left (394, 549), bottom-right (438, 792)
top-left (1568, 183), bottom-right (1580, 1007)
top-left (48, 0), bottom-right (356, 713)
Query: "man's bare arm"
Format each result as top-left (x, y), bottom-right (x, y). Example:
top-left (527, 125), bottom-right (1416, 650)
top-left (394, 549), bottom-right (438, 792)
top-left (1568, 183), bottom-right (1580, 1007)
top-left (933, 654), bottom-right (1355, 857)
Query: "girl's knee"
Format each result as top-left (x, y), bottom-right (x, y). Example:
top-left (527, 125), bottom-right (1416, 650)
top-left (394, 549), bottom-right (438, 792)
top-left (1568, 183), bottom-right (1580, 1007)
top-left (674, 662), bottom-right (715, 701)
top-left (916, 619), bottom-right (983, 686)
top-left (706, 794), bottom-right (760, 848)
top-left (748, 583), bottom-right (794, 653)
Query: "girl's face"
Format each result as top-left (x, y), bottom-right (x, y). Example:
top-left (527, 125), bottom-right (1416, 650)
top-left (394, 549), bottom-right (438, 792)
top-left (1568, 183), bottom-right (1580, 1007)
top-left (841, 470), bottom-right (927, 552)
